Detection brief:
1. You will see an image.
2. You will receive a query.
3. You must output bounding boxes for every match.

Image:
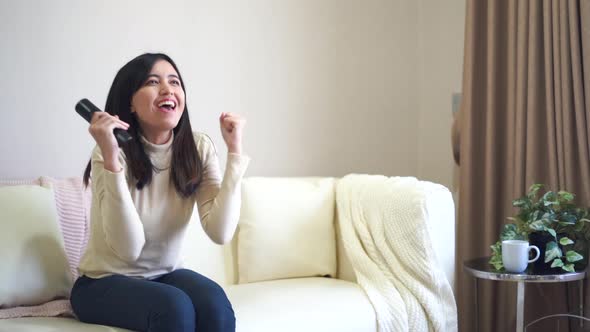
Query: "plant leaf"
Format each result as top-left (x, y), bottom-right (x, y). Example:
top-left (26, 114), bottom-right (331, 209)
top-left (558, 191), bottom-right (574, 202)
top-left (513, 198), bottom-right (529, 208)
top-left (566, 251), bottom-right (584, 263)
top-left (563, 264), bottom-right (575, 272)
top-left (529, 220), bottom-right (546, 232)
top-left (559, 237), bottom-right (574, 246)
top-left (542, 212), bottom-right (556, 222)
top-left (528, 184), bottom-right (544, 199)
top-left (489, 242), bottom-right (504, 270)
top-left (558, 221), bottom-right (571, 227)
top-left (489, 255), bottom-right (503, 270)
top-left (551, 259), bottom-right (564, 268)
top-left (547, 228), bottom-right (557, 238)
top-left (500, 224), bottom-right (523, 241)
top-left (561, 214), bottom-right (577, 224)
top-left (545, 241), bottom-right (562, 263)
top-left (542, 191), bottom-right (557, 203)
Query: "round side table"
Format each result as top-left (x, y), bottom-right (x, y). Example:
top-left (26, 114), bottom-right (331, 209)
top-left (463, 257), bottom-right (586, 332)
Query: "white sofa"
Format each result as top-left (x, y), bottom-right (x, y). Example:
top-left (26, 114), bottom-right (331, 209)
top-left (0, 176), bottom-right (456, 332)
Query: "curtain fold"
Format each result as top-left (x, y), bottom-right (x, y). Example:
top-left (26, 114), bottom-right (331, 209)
top-left (454, 0), bottom-right (590, 331)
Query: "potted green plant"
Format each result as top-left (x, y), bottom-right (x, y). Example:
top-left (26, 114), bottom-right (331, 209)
top-left (490, 184), bottom-right (590, 273)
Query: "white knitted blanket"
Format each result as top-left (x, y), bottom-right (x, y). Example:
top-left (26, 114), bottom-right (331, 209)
top-left (336, 175), bottom-right (457, 332)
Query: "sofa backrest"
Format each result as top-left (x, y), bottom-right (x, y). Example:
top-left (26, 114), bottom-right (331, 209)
top-left (1, 176), bottom-right (455, 291)
top-left (183, 177), bottom-right (456, 291)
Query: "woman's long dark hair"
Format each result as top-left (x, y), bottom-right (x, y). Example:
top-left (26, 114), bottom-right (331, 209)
top-left (83, 53), bottom-right (203, 198)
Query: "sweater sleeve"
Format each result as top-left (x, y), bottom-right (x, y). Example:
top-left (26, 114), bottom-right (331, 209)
top-left (91, 146), bottom-right (146, 261)
top-left (194, 134), bottom-right (250, 244)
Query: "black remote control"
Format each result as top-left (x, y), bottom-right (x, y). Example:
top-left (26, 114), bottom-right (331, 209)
top-left (75, 98), bottom-right (133, 145)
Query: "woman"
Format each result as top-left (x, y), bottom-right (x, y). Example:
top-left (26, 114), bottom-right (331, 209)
top-left (71, 53), bottom-right (249, 332)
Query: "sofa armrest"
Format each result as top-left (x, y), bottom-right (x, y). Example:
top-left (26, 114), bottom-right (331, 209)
top-left (421, 181), bottom-right (456, 290)
top-left (335, 179), bottom-right (456, 291)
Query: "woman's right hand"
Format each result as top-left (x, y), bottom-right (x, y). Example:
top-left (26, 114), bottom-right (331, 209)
top-left (88, 112), bottom-right (129, 172)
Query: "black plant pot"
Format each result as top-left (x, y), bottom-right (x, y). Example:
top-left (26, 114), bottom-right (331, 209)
top-left (528, 231), bottom-right (563, 274)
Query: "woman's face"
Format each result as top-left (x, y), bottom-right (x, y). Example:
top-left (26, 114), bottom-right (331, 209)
top-left (131, 59), bottom-right (186, 143)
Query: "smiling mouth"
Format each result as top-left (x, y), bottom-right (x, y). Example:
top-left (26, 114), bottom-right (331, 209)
top-left (157, 100), bottom-right (177, 112)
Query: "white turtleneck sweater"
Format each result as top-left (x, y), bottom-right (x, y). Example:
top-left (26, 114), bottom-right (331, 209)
top-left (78, 132), bottom-right (250, 279)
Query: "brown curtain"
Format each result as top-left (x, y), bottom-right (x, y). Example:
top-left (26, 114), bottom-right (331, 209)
top-left (453, 0), bottom-right (590, 331)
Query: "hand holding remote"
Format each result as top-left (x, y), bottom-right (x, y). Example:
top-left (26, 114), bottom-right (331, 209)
top-left (76, 99), bottom-right (131, 172)
top-left (75, 98), bottom-right (133, 145)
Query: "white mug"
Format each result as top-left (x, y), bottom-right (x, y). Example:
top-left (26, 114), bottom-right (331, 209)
top-left (502, 240), bottom-right (540, 273)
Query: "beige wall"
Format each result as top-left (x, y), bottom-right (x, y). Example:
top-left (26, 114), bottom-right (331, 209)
top-left (0, 0), bottom-right (464, 187)
top-left (416, 0), bottom-right (466, 189)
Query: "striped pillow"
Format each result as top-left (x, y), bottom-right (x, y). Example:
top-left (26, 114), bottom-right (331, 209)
top-left (39, 177), bottom-right (90, 280)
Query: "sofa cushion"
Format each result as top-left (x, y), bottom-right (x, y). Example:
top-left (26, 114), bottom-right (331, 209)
top-left (0, 185), bottom-right (72, 308)
top-left (237, 177), bottom-right (337, 283)
top-left (0, 279), bottom-right (376, 332)
top-left (226, 277), bottom-right (376, 332)
top-left (0, 317), bottom-right (132, 331)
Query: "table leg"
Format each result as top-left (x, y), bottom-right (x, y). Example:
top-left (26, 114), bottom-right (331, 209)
top-left (578, 279), bottom-right (584, 329)
top-left (474, 277), bottom-right (479, 332)
top-left (517, 281), bottom-right (524, 332)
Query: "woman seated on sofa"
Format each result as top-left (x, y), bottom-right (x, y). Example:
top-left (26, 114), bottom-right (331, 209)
top-left (71, 53), bottom-right (250, 332)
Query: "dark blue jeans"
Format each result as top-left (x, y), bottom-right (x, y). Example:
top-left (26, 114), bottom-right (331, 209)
top-left (70, 269), bottom-right (235, 332)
